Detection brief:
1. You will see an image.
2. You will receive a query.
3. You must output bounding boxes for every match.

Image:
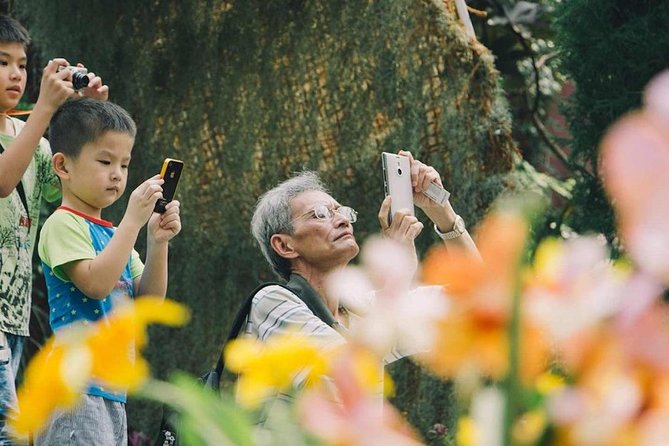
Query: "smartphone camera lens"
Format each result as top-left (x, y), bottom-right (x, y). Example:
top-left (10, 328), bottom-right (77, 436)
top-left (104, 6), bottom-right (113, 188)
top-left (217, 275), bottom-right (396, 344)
top-left (397, 168), bottom-right (403, 176)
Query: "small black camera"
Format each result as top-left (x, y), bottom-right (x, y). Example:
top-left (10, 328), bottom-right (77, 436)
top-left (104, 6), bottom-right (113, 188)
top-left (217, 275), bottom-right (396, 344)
top-left (58, 66), bottom-right (90, 90)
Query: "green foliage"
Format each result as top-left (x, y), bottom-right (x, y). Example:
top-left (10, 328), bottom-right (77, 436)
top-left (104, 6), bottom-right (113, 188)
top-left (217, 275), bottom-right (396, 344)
top-left (470, 0), bottom-right (567, 168)
top-left (14, 0), bottom-right (516, 439)
top-left (140, 375), bottom-right (255, 446)
top-left (553, 0), bottom-right (669, 238)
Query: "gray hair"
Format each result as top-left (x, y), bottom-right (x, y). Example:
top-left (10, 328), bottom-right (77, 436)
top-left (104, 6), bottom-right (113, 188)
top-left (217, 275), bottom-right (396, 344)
top-left (251, 171), bottom-right (328, 280)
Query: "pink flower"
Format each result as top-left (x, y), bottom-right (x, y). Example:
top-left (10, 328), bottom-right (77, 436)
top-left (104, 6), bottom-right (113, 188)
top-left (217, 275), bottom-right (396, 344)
top-left (601, 70), bottom-right (669, 285)
top-left (325, 237), bottom-right (448, 359)
top-left (297, 348), bottom-right (423, 446)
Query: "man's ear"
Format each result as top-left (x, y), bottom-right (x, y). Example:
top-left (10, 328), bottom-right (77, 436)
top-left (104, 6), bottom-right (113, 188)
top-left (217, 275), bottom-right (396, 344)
top-left (52, 153), bottom-right (69, 179)
top-left (270, 234), bottom-right (299, 260)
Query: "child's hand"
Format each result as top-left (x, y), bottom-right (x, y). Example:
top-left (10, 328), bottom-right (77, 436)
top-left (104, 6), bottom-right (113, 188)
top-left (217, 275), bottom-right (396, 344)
top-left (35, 58), bottom-right (77, 112)
top-left (124, 175), bottom-right (164, 230)
top-left (76, 63), bottom-right (109, 100)
top-left (148, 200), bottom-right (182, 243)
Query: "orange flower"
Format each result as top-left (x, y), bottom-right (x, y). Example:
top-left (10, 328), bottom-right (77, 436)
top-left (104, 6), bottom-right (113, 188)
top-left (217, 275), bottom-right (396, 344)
top-left (422, 211), bottom-right (527, 304)
top-left (419, 211), bottom-right (548, 381)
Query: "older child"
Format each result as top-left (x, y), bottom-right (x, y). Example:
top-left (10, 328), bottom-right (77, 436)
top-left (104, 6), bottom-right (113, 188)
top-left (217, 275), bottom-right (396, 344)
top-left (0, 14), bottom-right (107, 444)
top-left (35, 98), bottom-right (181, 445)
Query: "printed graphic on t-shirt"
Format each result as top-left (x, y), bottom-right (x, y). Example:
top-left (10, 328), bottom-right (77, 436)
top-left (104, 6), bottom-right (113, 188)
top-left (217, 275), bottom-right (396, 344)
top-left (0, 123), bottom-right (59, 336)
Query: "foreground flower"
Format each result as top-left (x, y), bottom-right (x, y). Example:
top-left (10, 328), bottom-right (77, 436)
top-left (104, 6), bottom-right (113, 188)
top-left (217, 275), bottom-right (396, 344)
top-left (86, 296), bottom-right (190, 390)
top-left (325, 237), bottom-right (449, 359)
top-left (600, 69), bottom-right (669, 285)
top-left (225, 333), bottom-right (331, 408)
top-left (9, 335), bottom-right (90, 436)
top-left (419, 211), bottom-right (548, 382)
top-left (456, 387), bottom-right (505, 446)
top-left (548, 342), bottom-right (665, 445)
top-left (524, 236), bottom-right (632, 369)
top-left (298, 347), bottom-right (422, 446)
top-left (547, 299), bottom-right (669, 445)
top-left (9, 296), bottom-right (190, 436)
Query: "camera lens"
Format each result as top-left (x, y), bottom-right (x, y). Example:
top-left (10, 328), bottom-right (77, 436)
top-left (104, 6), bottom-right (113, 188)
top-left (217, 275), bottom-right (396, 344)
top-left (397, 168), bottom-right (403, 176)
top-left (71, 72), bottom-right (89, 90)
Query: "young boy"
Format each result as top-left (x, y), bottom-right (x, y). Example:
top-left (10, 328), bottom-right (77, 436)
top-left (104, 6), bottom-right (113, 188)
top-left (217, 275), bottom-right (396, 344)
top-left (35, 98), bottom-right (181, 445)
top-left (0, 14), bottom-right (108, 444)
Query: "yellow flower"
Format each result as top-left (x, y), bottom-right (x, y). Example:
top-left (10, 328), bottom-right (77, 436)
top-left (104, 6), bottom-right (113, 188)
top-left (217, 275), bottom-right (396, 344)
top-left (529, 238), bottom-right (564, 289)
top-left (512, 409), bottom-right (547, 445)
top-left (456, 416), bottom-right (478, 446)
top-left (349, 346), bottom-right (394, 397)
top-left (87, 296), bottom-right (190, 391)
top-left (225, 333), bottom-right (330, 408)
top-left (9, 336), bottom-right (91, 437)
top-left (9, 297), bottom-right (189, 437)
top-left (535, 372), bottom-right (565, 396)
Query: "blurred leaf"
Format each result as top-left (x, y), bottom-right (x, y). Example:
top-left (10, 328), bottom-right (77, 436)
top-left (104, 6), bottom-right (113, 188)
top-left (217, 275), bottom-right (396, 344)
top-left (139, 375), bottom-right (254, 446)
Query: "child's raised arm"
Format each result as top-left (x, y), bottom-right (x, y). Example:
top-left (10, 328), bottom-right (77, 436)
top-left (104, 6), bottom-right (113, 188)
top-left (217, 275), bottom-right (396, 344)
top-left (136, 200), bottom-right (182, 297)
top-left (61, 176), bottom-right (163, 299)
top-left (0, 59), bottom-right (71, 196)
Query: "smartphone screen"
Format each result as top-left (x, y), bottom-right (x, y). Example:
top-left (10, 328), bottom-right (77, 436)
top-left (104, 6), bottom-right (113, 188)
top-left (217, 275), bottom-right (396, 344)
top-left (154, 158), bottom-right (184, 213)
top-left (382, 152), bottom-right (414, 223)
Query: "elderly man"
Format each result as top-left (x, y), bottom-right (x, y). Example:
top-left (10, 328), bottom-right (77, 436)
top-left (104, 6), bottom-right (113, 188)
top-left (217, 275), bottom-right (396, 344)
top-left (246, 150), bottom-right (478, 346)
top-left (238, 150), bottom-right (480, 433)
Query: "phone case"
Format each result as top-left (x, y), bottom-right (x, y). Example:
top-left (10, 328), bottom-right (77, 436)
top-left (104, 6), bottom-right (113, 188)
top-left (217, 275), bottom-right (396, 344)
top-left (382, 152), bottom-right (414, 223)
top-left (154, 158), bottom-right (184, 213)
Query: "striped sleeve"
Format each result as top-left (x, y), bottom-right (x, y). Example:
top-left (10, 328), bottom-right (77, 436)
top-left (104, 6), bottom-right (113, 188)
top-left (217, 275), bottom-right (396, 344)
top-left (246, 285), bottom-right (345, 350)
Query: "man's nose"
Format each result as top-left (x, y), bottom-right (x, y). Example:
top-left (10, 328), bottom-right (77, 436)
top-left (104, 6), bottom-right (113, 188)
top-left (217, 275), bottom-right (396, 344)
top-left (332, 211), bottom-right (351, 226)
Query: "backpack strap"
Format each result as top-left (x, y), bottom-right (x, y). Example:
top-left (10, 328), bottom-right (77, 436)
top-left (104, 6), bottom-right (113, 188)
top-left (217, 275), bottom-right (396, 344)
top-left (283, 273), bottom-right (337, 327)
top-left (213, 273), bottom-right (337, 378)
top-left (212, 281), bottom-right (283, 377)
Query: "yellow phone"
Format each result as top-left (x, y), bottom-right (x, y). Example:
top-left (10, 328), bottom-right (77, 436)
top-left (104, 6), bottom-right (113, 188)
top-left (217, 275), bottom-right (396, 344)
top-left (154, 158), bottom-right (184, 213)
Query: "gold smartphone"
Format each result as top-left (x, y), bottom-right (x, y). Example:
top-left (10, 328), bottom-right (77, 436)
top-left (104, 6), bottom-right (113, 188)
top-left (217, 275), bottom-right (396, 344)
top-left (154, 158), bottom-right (184, 213)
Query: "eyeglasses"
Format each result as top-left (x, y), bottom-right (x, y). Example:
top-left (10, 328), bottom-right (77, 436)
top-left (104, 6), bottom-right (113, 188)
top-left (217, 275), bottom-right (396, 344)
top-left (293, 204), bottom-right (358, 224)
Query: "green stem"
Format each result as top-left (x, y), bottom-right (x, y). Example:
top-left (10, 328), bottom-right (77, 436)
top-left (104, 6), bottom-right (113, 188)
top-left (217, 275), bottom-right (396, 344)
top-left (502, 268), bottom-right (523, 445)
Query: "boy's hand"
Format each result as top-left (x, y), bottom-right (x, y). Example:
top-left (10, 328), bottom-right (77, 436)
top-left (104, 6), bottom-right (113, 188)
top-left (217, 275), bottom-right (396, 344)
top-left (76, 63), bottom-right (109, 100)
top-left (148, 200), bottom-right (181, 243)
top-left (123, 175), bottom-right (164, 230)
top-left (35, 58), bottom-right (77, 113)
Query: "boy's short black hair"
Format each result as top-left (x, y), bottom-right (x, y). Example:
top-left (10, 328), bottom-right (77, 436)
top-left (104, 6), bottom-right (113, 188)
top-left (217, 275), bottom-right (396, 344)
top-left (50, 98), bottom-right (137, 158)
top-left (0, 15), bottom-right (31, 48)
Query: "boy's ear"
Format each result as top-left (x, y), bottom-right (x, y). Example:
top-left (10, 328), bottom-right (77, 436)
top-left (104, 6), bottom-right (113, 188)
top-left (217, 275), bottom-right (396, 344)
top-left (270, 234), bottom-right (298, 260)
top-left (52, 153), bottom-right (69, 178)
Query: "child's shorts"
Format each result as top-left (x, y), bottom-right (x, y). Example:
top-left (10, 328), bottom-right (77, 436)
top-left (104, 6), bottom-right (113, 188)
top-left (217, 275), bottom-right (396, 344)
top-left (34, 394), bottom-right (127, 446)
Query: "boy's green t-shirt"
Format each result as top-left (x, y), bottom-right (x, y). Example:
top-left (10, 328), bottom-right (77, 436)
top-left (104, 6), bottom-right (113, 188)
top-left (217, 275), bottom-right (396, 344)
top-left (0, 117), bottom-right (60, 336)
